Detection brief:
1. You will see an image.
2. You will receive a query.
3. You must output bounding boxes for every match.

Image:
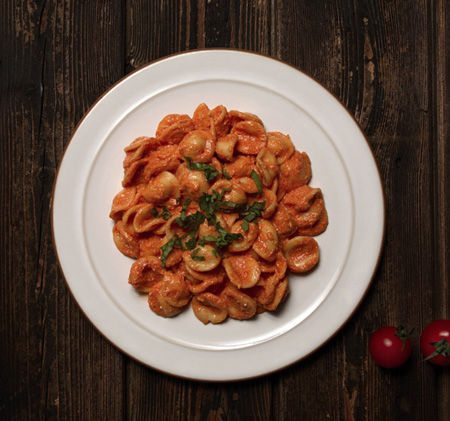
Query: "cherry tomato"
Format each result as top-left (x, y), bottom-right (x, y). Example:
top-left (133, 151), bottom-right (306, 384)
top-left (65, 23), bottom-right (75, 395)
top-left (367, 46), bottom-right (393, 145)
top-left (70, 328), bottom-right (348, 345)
top-left (369, 326), bottom-right (412, 368)
top-left (420, 319), bottom-right (450, 366)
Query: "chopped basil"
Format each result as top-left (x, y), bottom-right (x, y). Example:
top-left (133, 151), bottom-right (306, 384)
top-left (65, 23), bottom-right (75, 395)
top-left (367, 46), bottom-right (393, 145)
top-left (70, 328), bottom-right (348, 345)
top-left (190, 248), bottom-right (205, 261)
top-left (250, 169), bottom-right (263, 194)
top-left (185, 157), bottom-right (219, 181)
top-left (241, 220), bottom-right (249, 232)
top-left (240, 201), bottom-right (265, 223)
top-left (222, 169), bottom-right (232, 180)
top-left (161, 206), bottom-right (171, 220)
top-left (160, 234), bottom-right (181, 267)
top-left (184, 236), bottom-right (197, 250)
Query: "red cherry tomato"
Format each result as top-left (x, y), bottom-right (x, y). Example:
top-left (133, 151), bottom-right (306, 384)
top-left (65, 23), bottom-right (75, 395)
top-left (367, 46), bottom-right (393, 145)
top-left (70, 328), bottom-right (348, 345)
top-left (420, 319), bottom-right (450, 366)
top-left (369, 326), bottom-right (412, 368)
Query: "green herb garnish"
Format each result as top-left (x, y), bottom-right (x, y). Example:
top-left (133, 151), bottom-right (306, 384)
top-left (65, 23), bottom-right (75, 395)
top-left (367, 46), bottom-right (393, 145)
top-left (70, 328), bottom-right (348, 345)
top-left (185, 157), bottom-right (219, 181)
top-left (222, 169), bottom-right (231, 180)
top-left (151, 207), bottom-right (158, 217)
top-left (250, 169), bottom-right (263, 194)
top-left (190, 248), bottom-right (205, 261)
top-left (160, 234), bottom-right (181, 267)
top-left (181, 198), bottom-right (191, 212)
top-left (161, 206), bottom-right (171, 220)
top-left (185, 236), bottom-right (197, 250)
top-left (240, 201), bottom-right (265, 223)
top-left (241, 220), bottom-right (249, 232)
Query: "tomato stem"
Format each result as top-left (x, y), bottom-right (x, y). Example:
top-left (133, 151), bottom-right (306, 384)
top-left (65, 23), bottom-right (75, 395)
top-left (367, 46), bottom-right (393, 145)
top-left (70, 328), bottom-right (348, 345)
top-left (424, 338), bottom-right (450, 361)
top-left (395, 326), bottom-right (413, 352)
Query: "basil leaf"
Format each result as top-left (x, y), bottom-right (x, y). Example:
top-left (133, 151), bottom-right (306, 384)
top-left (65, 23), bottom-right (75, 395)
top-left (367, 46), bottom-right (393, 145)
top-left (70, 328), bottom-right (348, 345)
top-left (191, 248), bottom-right (205, 261)
top-left (250, 170), bottom-right (263, 194)
top-left (222, 169), bottom-right (231, 180)
top-left (161, 206), bottom-right (171, 220)
top-left (185, 157), bottom-right (219, 181)
top-left (160, 234), bottom-right (181, 267)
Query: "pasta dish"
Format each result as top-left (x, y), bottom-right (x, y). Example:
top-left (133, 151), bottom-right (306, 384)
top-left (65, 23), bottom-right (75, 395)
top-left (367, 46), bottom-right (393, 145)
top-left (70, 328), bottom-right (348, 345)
top-left (110, 104), bottom-right (328, 324)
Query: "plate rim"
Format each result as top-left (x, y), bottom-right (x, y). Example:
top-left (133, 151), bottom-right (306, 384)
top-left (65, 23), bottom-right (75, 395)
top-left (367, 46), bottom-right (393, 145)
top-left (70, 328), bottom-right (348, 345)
top-left (51, 48), bottom-right (386, 381)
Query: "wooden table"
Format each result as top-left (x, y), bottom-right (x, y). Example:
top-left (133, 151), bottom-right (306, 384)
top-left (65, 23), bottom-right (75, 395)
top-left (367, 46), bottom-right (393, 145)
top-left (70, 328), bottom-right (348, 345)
top-left (1, 1), bottom-right (448, 419)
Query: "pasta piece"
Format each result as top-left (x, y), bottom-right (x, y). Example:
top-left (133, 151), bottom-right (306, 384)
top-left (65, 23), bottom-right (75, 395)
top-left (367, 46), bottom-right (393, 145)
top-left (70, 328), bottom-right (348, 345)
top-left (123, 136), bottom-right (155, 169)
top-left (250, 251), bottom-right (288, 307)
top-left (192, 103), bottom-right (211, 130)
top-left (198, 214), bottom-right (227, 238)
top-left (216, 212), bottom-right (239, 231)
top-left (232, 121), bottom-right (267, 155)
top-left (228, 220), bottom-right (259, 252)
top-left (223, 254), bottom-right (261, 288)
top-left (192, 293), bottom-right (228, 324)
top-left (161, 213), bottom-right (188, 241)
top-left (209, 179), bottom-right (247, 206)
top-left (148, 271), bottom-right (191, 317)
top-left (122, 204), bottom-right (165, 234)
top-left (266, 132), bottom-right (294, 164)
top-left (249, 188), bottom-right (277, 219)
top-left (185, 265), bottom-right (226, 294)
top-left (256, 148), bottom-right (279, 187)
top-left (278, 151), bottom-right (312, 199)
top-left (164, 248), bottom-right (183, 268)
top-left (156, 114), bottom-right (195, 144)
top-left (271, 203), bottom-right (297, 238)
top-left (148, 285), bottom-right (182, 317)
top-left (258, 251), bottom-right (287, 280)
top-left (282, 236), bottom-right (319, 273)
top-left (122, 158), bottom-right (148, 187)
top-left (138, 235), bottom-right (163, 257)
top-left (142, 171), bottom-right (180, 203)
top-left (210, 157), bottom-right (222, 174)
top-left (112, 221), bottom-right (140, 258)
top-left (210, 105), bottom-right (231, 138)
top-left (159, 271), bottom-right (191, 307)
top-left (179, 130), bottom-right (215, 162)
top-left (143, 144), bottom-right (180, 179)
top-left (233, 177), bottom-right (260, 194)
top-left (110, 186), bottom-right (138, 221)
top-left (176, 164), bottom-right (209, 199)
top-left (220, 284), bottom-right (257, 320)
top-left (183, 245), bottom-right (221, 272)
top-left (270, 177), bottom-right (279, 195)
top-left (228, 109), bottom-right (263, 126)
top-left (264, 277), bottom-right (289, 311)
top-left (297, 208), bottom-right (329, 236)
top-left (128, 256), bottom-right (165, 292)
top-left (283, 185), bottom-right (325, 228)
top-left (223, 155), bottom-right (255, 178)
top-left (216, 133), bottom-right (238, 162)
top-left (252, 220), bottom-right (279, 261)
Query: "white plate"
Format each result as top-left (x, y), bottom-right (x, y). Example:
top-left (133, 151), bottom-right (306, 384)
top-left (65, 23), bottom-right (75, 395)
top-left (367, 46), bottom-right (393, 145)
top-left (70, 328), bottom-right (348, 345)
top-left (52, 50), bottom-right (384, 381)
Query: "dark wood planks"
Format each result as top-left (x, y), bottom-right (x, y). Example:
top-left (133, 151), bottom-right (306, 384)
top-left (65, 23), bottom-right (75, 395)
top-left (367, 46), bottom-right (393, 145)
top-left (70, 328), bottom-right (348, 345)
top-left (0, 1), bottom-right (125, 420)
top-left (435, 1), bottom-right (449, 419)
top-left (0, 0), bottom-right (448, 420)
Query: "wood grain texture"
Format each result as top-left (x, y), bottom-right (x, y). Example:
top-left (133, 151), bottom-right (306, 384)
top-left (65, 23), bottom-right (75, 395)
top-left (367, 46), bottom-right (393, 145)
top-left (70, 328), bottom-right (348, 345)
top-left (0, 1), bottom-right (125, 420)
top-left (1, 0), bottom-right (448, 420)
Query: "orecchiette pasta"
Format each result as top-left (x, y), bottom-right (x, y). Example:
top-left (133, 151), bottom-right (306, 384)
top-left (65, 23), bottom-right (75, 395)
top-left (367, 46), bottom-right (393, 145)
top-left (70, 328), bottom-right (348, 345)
top-left (223, 254), bottom-right (261, 288)
top-left (192, 293), bottom-right (228, 324)
top-left (179, 130), bottom-right (215, 162)
top-left (110, 104), bottom-right (328, 324)
top-left (282, 236), bottom-right (320, 273)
